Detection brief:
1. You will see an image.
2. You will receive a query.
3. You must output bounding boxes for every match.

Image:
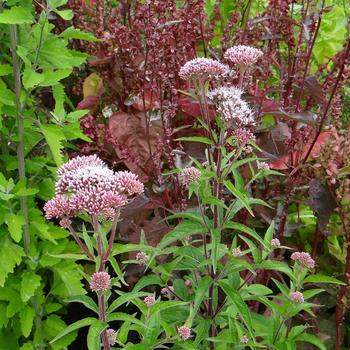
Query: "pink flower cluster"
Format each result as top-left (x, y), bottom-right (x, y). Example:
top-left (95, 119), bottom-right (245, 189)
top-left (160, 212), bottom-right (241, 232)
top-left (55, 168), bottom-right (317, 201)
top-left (179, 167), bottom-right (201, 187)
top-left (207, 87), bottom-right (254, 127)
top-left (240, 335), bottom-right (249, 344)
top-left (291, 252), bottom-right (315, 269)
top-left (179, 58), bottom-right (228, 81)
top-left (258, 161), bottom-right (270, 171)
top-left (178, 325), bottom-right (191, 340)
top-left (271, 238), bottom-right (281, 248)
top-left (90, 271), bottom-right (111, 292)
top-left (106, 329), bottom-right (117, 346)
top-left (232, 128), bottom-right (256, 145)
top-left (289, 291), bottom-right (304, 303)
top-left (135, 251), bottom-right (149, 265)
top-left (44, 156), bottom-right (144, 222)
top-left (144, 295), bottom-right (156, 307)
top-left (224, 45), bottom-right (263, 66)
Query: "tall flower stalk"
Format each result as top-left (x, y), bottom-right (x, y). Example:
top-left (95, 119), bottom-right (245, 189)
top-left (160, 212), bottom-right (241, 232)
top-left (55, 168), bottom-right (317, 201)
top-left (44, 155), bottom-right (144, 348)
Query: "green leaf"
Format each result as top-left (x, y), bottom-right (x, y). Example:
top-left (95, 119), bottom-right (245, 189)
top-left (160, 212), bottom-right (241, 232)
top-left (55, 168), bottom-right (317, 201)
top-left (0, 64), bottom-right (13, 77)
top-left (107, 312), bottom-right (146, 328)
top-left (158, 220), bottom-right (204, 248)
top-left (258, 260), bottom-right (294, 280)
top-left (304, 274), bottom-right (345, 285)
top-left (295, 333), bottom-right (327, 350)
top-left (218, 280), bottom-right (254, 338)
top-left (40, 69), bottom-right (72, 86)
top-left (175, 136), bottom-right (213, 145)
top-left (54, 9), bottom-right (74, 20)
top-left (0, 6), bottom-right (33, 24)
top-left (5, 213), bottom-right (25, 243)
top-left (108, 292), bottom-right (151, 314)
top-left (22, 67), bottom-right (44, 89)
top-left (19, 305), bottom-right (35, 337)
top-left (59, 27), bottom-right (99, 41)
top-left (50, 317), bottom-right (95, 344)
top-left (193, 276), bottom-right (212, 316)
top-left (40, 124), bottom-right (65, 166)
top-left (224, 180), bottom-right (254, 216)
top-left (0, 234), bottom-right (25, 286)
top-left (52, 83), bottom-right (65, 120)
top-left (20, 271), bottom-right (41, 302)
top-left (65, 295), bottom-right (98, 314)
top-left (87, 320), bottom-right (107, 350)
top-left (149, 301), bottom-right (188, 315)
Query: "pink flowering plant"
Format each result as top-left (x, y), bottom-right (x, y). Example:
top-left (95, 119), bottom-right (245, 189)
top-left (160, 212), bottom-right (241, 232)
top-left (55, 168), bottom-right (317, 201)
top-left (47, 49), bottom-right (345, 349)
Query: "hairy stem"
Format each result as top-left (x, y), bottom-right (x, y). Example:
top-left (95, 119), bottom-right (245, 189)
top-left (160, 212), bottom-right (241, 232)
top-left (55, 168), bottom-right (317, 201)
top-left (9, 25), bottom-right (30, 255)
top-left (98, 294), bottom-right (110, 350)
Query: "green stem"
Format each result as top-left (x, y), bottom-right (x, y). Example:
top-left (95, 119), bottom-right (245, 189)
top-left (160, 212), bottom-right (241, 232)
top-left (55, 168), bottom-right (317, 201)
top-left (9, 25), bottom-right (30, 255)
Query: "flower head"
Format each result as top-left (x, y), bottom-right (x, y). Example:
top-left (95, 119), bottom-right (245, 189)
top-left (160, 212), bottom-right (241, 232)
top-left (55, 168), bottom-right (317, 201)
top-left (136, 251), bottom-right (149, 265)
top-left (179, 167), bottom-right (201, 187)
top-left (232, 128), bottom-right (255, 145)
top-left (224, 45), bottom-right (263, 66)
top-left (46, 155), bottom-right (142, 219)
top-left (179, 58), bottom-right (228, 81)
top-left (106, 328), bottom-right (117, 346)
top-left (43, 195), bottom-right (73, 219)
top-left (90, 271), bottom-right (111, 292)
top-left (115, 171), bottom-right (144, 196)
top-left (59, 217), bottom-right (72, 228)
top-left (258, 161), bottom-right (270, 171)
top-left (208, 87), bottom-right (254, 127)
top-left (232, 247), bottom-right (242, 257)
top-left (271, 238), bottom-right (281, 248)
top-left (56, 155), bottom-right (105, 194)
top-left (291, 252), bottom-right (315, 269)
top-left (240, 335), bottom-right (249, 344)
top-left (144, 295), bottom-right (156, 307)
top-left (178, 325), bottom-right (191, 340)
top-left (289, 291), bottom-right (304, 303)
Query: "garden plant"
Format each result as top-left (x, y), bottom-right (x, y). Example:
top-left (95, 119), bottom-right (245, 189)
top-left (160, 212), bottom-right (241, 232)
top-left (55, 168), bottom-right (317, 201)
top-left (0, 0), bottom-right (350, 349)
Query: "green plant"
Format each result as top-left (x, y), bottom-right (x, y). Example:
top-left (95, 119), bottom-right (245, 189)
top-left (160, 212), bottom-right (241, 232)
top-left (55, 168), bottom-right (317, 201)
top-left (0, 0), bottom-right (96, 348)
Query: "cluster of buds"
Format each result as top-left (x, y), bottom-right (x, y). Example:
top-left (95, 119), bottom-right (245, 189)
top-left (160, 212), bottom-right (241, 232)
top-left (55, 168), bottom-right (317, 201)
top-left (179, 58), bottom-right (228, 82)
top-left (289, 291), bottom-right (304, 303)
top-left (207, 87), bottom-right (254, 128)
top-left (291, 252), bottom-right (315, 269)
top-left (144, 295), bottom-right (156, 307)
top-left (90, 271), bottom-right (111, 293)
top-left (135, 251), bottom-right (149, 265)
top-left (44, 155), bottom-right (144, 224)
top-left (271, 238), bottom-right (281, 248)
top-left (177, 325), bottom-right (191, 340)
top-left (224, 45), bottom-right (263, 67)
top-left (179, 167), bottom-right (201, 187)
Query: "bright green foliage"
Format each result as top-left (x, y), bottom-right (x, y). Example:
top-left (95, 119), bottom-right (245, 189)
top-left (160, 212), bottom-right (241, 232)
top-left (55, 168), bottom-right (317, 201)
top-left (0, 0), bottom-right (95, 347)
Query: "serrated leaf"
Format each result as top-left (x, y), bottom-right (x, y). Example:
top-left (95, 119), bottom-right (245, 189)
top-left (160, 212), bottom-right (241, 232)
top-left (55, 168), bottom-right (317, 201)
top-left (59, 27), bottom-right (99, 41)
top-left (20, 305), bottom-right (35, 337)
top-left (40, 124), bottom-right (65, 166)
top-left (5, 213), bottom-right (25, 243)
top-left (22, 67), bottom-right (44, 89)
top-left (0, 6), bottom-right (33, 24)
top-left (55, 9), bottom-right (73, 20)
top-left (52, 83), bottom-right (65, 120)
top-left (0, 234), bottom-right (25, 286)
top-left (20, 271), bottom-right (41, 302)
top-left (0, 64), bottom-right (12, 77)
